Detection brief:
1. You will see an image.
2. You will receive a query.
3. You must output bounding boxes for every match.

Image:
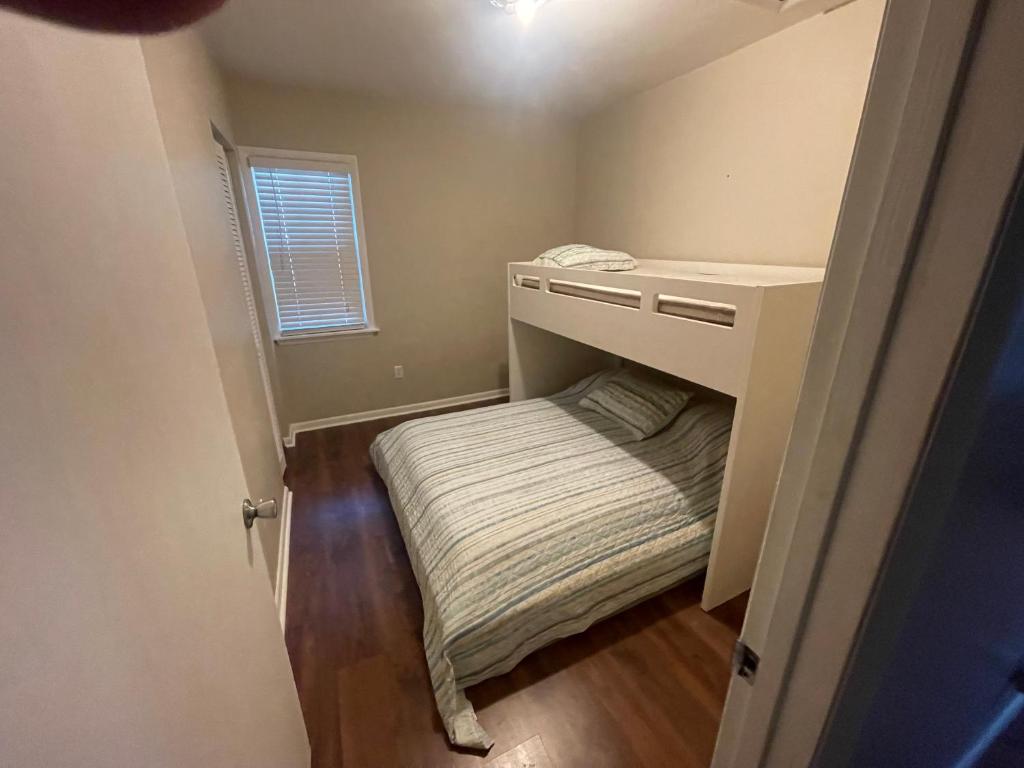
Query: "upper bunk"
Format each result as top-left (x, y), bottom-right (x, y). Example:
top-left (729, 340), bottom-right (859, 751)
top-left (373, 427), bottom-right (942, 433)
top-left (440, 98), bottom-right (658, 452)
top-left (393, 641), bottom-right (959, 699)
top-left (508, 259), bottom-right (825, 399)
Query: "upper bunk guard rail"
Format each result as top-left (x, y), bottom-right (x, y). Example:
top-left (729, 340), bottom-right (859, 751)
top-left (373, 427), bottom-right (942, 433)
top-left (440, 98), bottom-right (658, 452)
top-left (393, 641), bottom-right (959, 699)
top-left (509, 263), bottom-right (761, 397)
top-left (514, 272), bottom-right (736, 325)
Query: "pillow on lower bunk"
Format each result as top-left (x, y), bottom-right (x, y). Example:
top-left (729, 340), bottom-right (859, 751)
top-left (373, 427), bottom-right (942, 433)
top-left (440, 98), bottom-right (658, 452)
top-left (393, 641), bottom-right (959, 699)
top-left (534, 244), bottom-right (636, 272)
top-left (579, 368), bottom-right (692, 441)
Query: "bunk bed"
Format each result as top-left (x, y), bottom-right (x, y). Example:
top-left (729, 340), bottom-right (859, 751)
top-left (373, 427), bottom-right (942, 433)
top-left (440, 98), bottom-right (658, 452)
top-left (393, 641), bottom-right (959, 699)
top-left (508, 259), bottom-right (824, 608)
top-left (372, 258), bottom-right (823, 749)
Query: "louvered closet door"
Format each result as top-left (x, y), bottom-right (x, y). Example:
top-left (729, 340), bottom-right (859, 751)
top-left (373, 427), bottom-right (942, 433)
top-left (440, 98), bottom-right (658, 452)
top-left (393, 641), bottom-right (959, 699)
top-left (213, 142), bottom-right (284, 463)
top-left (249, 158), bottom-right (368, 335)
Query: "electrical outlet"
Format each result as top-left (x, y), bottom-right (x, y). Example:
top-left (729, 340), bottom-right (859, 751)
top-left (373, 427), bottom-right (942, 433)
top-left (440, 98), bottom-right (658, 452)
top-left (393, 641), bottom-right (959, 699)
top-left (394, 365), bottom-right (404, 379)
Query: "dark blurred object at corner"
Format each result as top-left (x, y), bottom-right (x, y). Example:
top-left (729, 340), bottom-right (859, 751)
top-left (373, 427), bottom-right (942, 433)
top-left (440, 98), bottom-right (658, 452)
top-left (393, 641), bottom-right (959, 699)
top-left (0, 0), bottom-right (228, 32)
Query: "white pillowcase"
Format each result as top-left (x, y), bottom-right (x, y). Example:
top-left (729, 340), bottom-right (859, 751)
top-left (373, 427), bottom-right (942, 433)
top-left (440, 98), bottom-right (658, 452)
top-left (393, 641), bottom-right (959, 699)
top-left (533, 244), bottom-right (636, 272)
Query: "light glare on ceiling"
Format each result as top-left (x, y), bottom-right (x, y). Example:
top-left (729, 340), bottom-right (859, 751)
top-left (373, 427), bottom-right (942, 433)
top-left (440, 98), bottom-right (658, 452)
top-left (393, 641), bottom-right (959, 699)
top-left (516, 0), bottom-right (543, 24)
top-left (489, 0), bottom-right (549, 25)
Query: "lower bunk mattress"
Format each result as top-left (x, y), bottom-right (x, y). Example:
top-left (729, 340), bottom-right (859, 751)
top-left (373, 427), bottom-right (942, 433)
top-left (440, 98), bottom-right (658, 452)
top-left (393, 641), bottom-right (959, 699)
top-left (369, 371), bottom-right (734, 749)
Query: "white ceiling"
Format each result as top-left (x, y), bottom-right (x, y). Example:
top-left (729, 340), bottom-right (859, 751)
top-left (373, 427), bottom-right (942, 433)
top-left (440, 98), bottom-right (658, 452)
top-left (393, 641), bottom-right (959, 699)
top-left (200, 0), bottom-right (850, 115)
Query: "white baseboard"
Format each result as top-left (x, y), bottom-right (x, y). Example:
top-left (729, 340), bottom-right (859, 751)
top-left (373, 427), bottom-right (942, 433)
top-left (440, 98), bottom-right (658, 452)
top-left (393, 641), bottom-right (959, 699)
top-left (282, 388), bottom-right (509, 447)
top-left (274, 484), bottom-right (293, 632)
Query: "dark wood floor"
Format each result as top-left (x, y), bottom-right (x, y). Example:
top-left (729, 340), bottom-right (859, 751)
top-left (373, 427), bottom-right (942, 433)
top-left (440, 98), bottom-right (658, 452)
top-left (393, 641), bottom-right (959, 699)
top-left (284, 400), bottom-right (748, 768)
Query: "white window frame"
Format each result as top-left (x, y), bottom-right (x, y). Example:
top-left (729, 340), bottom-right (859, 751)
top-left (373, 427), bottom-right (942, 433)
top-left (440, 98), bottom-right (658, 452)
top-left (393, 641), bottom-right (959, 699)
top-left (236, 146), bottom-right (377, 343)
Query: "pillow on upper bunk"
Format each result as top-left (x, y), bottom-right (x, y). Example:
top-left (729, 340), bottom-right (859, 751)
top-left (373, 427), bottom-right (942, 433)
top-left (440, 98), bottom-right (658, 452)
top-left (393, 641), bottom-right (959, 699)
top-left (534, 244), bottom-right (636, 272)
top-left (579, 367), bottom-right (692, 441)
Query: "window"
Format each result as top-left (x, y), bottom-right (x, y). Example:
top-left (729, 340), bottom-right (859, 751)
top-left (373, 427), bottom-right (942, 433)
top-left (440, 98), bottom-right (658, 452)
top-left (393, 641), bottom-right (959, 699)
top-left (239, 148), bottom-right (375, 341)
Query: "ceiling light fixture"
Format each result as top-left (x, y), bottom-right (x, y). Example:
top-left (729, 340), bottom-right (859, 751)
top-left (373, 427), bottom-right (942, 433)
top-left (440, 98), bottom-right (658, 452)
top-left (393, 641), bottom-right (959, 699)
top-left (489, 0), bottom-right (549, 25)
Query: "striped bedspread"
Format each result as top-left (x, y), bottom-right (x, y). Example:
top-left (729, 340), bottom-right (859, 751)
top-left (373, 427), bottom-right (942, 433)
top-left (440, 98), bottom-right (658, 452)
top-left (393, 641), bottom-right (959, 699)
top-left (370, 372), bottom-right (734, 749)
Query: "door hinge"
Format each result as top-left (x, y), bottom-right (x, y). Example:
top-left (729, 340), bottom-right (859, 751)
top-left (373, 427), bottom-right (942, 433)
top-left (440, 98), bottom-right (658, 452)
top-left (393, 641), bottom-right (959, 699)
top-left (732, 639), bottom-right (760, 684)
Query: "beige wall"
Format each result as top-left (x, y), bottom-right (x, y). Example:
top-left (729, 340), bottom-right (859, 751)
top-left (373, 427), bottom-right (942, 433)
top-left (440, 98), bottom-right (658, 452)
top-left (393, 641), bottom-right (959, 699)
top-left (142, 33), bottom-right (285, 582)
top-left (223, 77), bottom-right (577, 425)
top-left (575, 0), bottom-right (884, 267)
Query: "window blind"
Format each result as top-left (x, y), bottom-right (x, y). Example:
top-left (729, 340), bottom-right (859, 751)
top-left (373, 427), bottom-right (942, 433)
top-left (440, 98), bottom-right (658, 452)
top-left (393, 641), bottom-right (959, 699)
top-left (250, 161), bottom-right (367, 335)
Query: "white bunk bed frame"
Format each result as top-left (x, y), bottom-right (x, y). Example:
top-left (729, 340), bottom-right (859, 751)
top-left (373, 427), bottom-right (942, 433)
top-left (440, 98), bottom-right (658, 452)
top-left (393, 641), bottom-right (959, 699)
top-left (507, 259), bottom-right (824, 609)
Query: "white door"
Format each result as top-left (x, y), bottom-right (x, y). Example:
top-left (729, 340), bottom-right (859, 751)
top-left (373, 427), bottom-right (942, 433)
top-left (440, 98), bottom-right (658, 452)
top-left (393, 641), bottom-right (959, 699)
top-left (0, 12), bottom-right (309, 767)
top-left (712, 0), bottom-right (1023, 765)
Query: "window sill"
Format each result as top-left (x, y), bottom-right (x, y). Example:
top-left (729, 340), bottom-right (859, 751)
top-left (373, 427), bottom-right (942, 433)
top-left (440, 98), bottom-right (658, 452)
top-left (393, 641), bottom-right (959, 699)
top-left (274, 327), bottom-right (380, 345)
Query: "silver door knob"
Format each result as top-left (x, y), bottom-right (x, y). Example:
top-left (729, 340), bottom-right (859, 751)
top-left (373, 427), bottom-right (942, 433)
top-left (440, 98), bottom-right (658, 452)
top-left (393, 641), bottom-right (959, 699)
top-left (242, 498), bottom-right (278, 529)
